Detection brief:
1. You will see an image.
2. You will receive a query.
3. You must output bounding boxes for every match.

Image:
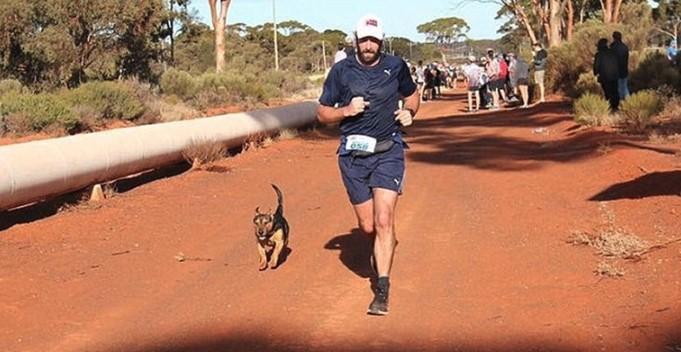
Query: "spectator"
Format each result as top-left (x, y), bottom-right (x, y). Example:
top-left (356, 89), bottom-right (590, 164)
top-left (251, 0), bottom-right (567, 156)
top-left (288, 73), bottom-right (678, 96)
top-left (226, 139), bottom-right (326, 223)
top-left (334, 42), bottom-right (347, 64)
top-left (479, 57), bottom-right (492, 108)
top-left (667, 39), bottom-right (678, 63)
top-left (423, 64), bottom-right (434, 101)
top-left (593, 38), bottom-right (620, 111)
top-left (532, 43), bottom-right (547, 103)
top-left (515, 56), bottom-right (530, 108)
top-left (486, 49), bottom-right (501, 109)
top-left (497, 53), bottom-right (509, 103)
top-left (415, 60), bottom-right (426, 102)
top-left (462, 55), bottom-right (483, 112)
top-left (508, 53), bottom-right (518, 96)
top-left (610, 31), bottom-right (630, 99)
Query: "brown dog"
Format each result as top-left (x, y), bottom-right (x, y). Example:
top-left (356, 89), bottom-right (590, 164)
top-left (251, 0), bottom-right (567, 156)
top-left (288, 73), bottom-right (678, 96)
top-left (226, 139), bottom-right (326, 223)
top-left (253, 184), bottom-right (289, 270)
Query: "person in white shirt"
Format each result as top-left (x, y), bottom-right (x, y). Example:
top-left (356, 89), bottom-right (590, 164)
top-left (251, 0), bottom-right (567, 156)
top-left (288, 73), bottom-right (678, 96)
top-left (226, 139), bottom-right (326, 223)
top-left (462, 56), bottom-right (483, 112)
top-left (334, 42), bottom-right (347, 64)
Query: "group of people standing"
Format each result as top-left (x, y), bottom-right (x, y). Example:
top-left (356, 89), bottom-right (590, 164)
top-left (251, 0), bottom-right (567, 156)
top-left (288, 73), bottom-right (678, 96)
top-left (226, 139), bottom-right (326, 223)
top-left (459, 44), bottom-right (547, 113)
top-left (410, 61), bottom-right (458, 102)
top-left (593, 31), bottom-right (630, 111)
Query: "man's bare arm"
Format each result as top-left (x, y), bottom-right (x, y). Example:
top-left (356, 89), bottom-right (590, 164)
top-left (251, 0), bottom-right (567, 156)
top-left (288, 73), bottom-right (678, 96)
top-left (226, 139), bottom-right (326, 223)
top-left (317, 97), bottom-right (369, 124)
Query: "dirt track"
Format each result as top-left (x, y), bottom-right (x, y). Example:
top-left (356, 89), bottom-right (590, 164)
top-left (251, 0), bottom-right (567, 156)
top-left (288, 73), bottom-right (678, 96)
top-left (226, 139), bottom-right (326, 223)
top-left (2, 90), bottom-right (681, 352)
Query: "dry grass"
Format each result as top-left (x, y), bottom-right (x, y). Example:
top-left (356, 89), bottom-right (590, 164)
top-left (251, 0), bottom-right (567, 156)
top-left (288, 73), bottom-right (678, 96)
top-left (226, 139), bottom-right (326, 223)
top-left (277, 128), bottom-right (299, 140)
top-left (568, 202), bottom-right (652, 277)
top-left (647, 130), bottom-right (681, 144)
top-left (103, 183), bottom-right (117, 199)
top-left (242, 132), bottom-right (273, 151)
top-left (657, 97), bottom-right (681, 122)
top-left (146, 97), bottom-right (201, 122)
top-left (568, 229), bottom-right (649, 259)
top-left (182, 138), bottom-right (226, 169)
top-left (597, 141), bottom-right (613, 154)
top-left (594, 261), bottom-right (625, 277)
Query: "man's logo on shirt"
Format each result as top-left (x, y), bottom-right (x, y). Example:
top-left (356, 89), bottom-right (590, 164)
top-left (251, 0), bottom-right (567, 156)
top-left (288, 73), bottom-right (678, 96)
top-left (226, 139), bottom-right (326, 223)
top-left (384, 69), bottom-right (392, 77)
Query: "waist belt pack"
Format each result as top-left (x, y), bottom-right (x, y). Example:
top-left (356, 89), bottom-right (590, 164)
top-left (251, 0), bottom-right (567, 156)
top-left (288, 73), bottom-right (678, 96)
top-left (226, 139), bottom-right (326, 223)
top-left (351, 139), bottom-right (395, 157)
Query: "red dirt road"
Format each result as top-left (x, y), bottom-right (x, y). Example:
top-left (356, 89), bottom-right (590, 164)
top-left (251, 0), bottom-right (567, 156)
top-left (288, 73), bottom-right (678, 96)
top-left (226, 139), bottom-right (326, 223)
top-left (2, 90), bottom-right (681, 352)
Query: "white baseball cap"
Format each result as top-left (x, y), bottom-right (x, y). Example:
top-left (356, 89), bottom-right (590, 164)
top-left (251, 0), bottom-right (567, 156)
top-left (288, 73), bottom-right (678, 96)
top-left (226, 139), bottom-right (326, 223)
top-left (355, 14), bottom-right (384, 40)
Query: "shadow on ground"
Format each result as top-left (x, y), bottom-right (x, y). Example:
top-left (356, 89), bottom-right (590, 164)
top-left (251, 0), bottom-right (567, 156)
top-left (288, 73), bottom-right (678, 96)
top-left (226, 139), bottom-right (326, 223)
top-left (324, 228), bottom-right (374, 279)
top-left (590, 170), bottom-right (681, 200)
top-left (104, 329), bottom-right (589, 352)
top-left (406, 101), bottom-right (677, 171)
top-left (0, 163), bottom-right (190, 231)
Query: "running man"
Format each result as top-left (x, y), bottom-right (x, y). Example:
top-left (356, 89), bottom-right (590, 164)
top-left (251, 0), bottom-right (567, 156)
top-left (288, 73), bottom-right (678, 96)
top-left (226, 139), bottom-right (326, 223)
top-left (317, 14), bottom-right (420, 316)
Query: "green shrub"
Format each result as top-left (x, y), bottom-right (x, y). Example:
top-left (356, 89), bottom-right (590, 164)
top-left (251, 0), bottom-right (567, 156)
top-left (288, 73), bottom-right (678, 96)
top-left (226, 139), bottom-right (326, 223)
top-left (629, 52), bottom-right (681, 94)
top-left (0, 79), bottom-right (23, 95)
top-left (66, 81), bottom-right (145, 120)
top-left (619, 90), bottom-right (664, 132)
top-left (547, 3), bottom-right (653, 95)
top-left (160, 68), bottom-right (197, 99)
top-left (0, 92), bottom-right (79, 133)
top-left (261, 70), bottom-right (308, 95)
top-left (574, 93), bottom-right (612, 126)
top-left (575, 72), bottom-right (602, 98)
top-left (196, 70), bottom-right (282, 102)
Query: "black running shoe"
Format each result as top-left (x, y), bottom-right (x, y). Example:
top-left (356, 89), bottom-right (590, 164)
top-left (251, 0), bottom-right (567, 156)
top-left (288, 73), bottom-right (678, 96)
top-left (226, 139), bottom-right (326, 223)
top-left (367, 285), bottom-right (389, 316)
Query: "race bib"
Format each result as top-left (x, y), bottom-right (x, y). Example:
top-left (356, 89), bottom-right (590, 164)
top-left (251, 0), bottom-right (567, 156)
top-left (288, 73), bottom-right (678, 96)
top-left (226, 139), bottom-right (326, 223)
top-left (345, 135), bottom-right (377, 153)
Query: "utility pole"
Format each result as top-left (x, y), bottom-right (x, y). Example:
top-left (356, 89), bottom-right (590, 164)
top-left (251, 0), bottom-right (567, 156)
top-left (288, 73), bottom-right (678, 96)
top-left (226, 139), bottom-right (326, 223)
top-left (273, 0), bottom-right (279, 71)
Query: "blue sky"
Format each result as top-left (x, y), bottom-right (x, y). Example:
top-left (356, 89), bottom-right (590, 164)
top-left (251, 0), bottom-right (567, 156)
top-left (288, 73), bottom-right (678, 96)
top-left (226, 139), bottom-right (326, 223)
top-left (192, 0), bottom-right (505, 41)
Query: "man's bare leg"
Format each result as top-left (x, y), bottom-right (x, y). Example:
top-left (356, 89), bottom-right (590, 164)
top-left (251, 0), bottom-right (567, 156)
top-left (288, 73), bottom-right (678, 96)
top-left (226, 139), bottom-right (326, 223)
top-left (352, 199), bottom-right (374, 235)
top-left (372, 188), bottom-right (398, 277)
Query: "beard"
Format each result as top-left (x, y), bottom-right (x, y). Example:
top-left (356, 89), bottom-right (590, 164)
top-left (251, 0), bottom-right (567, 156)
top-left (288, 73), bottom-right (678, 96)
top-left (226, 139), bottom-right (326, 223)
top-left (357, 47), bottom-right (381, 66)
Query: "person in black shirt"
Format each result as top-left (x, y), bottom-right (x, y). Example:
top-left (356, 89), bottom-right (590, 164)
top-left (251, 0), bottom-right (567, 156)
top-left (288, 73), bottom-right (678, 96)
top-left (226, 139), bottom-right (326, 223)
top-left (610, 31), bottom-right (630, 99)
top-left (593, 38), bottom-right (620, 110)
top-left (317, 14), bottom-right (420, 316)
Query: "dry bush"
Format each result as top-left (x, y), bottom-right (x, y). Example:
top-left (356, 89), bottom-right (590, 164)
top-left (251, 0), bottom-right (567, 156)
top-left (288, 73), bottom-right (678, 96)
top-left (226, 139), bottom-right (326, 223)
top-left (182, 138), bottom-right (226, 169)
top-left (656, 96), bottom-right (681, 123)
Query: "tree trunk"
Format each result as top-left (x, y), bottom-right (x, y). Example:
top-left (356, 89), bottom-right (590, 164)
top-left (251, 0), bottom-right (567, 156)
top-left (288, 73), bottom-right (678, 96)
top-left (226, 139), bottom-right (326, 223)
top-left (549, 0), bottom-right (562, 46)
top-left (600, 0), bottom-right (622, 24)
top-left (612, 0), bottom-right (622, 23)
top-left (513, 1), bottom-right (540, 44)
top-left (566, 0), bottom-right (574, 41)
top-left (208, 0), bottom-right (231, 72)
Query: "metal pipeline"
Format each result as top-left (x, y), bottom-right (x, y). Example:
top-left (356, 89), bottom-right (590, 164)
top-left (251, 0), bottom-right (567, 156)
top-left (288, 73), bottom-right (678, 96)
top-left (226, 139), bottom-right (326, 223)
top-left (0, 101), bottom-right (319, 210)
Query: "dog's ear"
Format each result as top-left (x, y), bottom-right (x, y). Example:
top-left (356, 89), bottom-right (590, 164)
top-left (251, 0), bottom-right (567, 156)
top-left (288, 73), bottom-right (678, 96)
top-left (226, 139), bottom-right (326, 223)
top-left (255, 206), bottom-right (261, 214)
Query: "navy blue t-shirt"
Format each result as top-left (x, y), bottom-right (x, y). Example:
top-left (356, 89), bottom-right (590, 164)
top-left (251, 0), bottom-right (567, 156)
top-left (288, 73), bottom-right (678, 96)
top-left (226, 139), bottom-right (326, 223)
top-left (319, 53), bottom-right (416, 140)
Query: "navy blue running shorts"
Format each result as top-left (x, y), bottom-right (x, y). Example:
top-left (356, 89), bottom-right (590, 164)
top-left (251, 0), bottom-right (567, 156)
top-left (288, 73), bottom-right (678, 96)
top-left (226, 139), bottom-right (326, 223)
top-left (338, 142), bottom-right (406, 205)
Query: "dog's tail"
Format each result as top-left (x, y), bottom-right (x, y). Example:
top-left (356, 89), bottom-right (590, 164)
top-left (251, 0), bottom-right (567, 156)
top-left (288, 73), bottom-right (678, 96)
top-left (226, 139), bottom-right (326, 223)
top-left (271, 183), bottom-right (283, 215)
